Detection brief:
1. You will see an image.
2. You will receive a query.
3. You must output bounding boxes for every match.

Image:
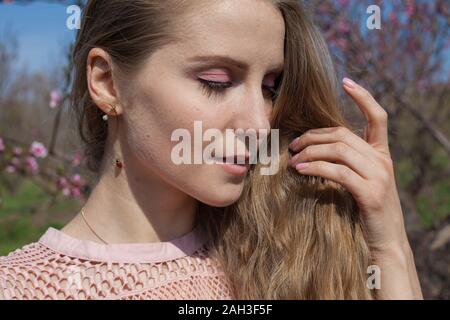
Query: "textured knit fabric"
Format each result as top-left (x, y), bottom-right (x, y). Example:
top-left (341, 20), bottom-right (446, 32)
top-left (0, 225), bottom-right (234, 300)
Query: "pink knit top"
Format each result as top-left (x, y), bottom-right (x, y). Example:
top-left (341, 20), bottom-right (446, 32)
top-left (0, 225), bottom-right (234, 300)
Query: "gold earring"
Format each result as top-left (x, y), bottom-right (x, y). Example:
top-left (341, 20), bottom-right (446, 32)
top-left (102, 105), bottom-right (117, 121)
top-left (101, 105), bottom-right (122, 170)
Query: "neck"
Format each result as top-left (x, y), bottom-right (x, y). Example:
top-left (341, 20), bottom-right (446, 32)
top-left (63, 141), bottom-right (198, 244)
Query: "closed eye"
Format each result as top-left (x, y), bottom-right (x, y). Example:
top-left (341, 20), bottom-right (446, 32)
top-left (197, 78), bottom-right (279, 101)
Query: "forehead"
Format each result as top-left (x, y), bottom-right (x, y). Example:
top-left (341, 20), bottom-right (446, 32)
top-left (174, 0), bottom-right (285, 69)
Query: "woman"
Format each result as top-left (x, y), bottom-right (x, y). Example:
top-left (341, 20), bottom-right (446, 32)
top-left (0, 0), bottom-right (422, 299)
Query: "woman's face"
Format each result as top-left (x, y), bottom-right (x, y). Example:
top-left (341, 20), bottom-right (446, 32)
top-left (119, 0), bottom-right (285, 207)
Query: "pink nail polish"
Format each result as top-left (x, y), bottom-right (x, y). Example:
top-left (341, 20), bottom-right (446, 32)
top-left (343, 77), bottom-right (356, 89)
top-left (289, 137), bottom-right (299, 149)
top-left (289, 153), bottom-right (300, 166)
top-left (296, 163), bottom-right (309, 170)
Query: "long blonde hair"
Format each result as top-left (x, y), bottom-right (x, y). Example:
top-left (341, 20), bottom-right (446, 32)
top-left (72, 0), bottom-right (375, 299)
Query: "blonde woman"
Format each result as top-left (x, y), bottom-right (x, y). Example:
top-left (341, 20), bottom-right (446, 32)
top-left (0, 0), bottom-right (422, 300)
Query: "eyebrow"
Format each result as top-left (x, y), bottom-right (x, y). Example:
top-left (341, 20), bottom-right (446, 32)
top-left (186, 55), bottom-right (284, 74)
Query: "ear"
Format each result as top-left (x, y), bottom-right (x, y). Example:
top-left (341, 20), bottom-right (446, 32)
top-left (86, 48), bottom-right (122, 115)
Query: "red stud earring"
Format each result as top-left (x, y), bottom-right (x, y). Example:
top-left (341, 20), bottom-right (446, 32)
top-left (115, 159), bottom-right (123, 169)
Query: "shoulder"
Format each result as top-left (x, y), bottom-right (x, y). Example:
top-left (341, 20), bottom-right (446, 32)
top-left (0, 240), bottom-right (234, 300)
top-left (0, 241), bottom-right (61, 300)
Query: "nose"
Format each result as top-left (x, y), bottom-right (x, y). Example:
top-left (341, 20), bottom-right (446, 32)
top-left (231, 84), bottom-right (272, 134)
top-left (223, 84), bottom-right (273, 161)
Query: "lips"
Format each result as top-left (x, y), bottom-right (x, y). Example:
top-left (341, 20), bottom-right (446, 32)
top-left (212, 155), bottom-right (250, 165)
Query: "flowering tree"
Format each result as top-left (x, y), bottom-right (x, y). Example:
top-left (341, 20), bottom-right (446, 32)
top-left (0, 0), bottom-right (87, 201)
top-left (312, 0), bottom-right (450, 225)
top-left (312, 0), bottom-right (450, 298)
top-left (0, 136), bottom-right (87, 198)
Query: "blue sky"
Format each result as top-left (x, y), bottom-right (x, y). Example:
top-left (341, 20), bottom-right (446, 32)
top-left (0, 2), bottom-right (76, 72)
top-left (0, 1), bottom-right (448, 78)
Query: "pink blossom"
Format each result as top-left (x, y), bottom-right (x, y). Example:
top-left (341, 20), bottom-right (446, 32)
top-left (58, 177), bottom-right (69, 188)
top-left (71, 187), bottom-right (81, 198)
top-left (71, 174), bottom-right (81, 185)
top-left (406, 2), bottom-right (415, 17)
top-left (5, 165), bottom-right (15, 173)
top-left (337, 21), bottom-right (351, 33)
top-left (29, 141), bottom-right (48, 158)
top-left (0, 137), bottom-right (4, 152)
top-left (49, 90), bottom-right (62, 109)
top-left (62, 188), bottom-right (71, 196)
top-left (406, 6), bottom-right (414, 17)
top-left (25, 156), bottom-right (39, 174)
top-left (13, 146), bottom-right (22, 156)
top-left (389, 12), bottom-right (398, 23)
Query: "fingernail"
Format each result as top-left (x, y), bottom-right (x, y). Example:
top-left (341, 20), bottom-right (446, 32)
top-left (289, 153), bottom-right (300, 166)
top-left (295, 162), bottom-right (309, 170)
top-left (288, 137), bottom-right (299, 150)
top-left (343, 77), bottom-right (356, 89)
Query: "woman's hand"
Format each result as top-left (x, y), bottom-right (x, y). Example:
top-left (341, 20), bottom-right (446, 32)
top-left (288, 77), bottom-right (423, 299)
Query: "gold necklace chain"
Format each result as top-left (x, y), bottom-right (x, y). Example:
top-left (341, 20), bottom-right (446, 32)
top-left (80, 208), bottom-right (109, 244)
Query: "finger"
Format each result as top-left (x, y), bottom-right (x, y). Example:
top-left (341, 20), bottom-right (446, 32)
top-left (289, 126), bottom-right (378, 159)
top-left (294, 160), bottom-right (367, 197)
top-left (289, 142), bottom-right (376, 179)
top-left (342, 78), bottom-right (389, 151)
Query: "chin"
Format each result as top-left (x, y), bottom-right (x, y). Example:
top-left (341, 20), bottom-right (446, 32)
top-left (196, 183), bottom-right (245, 208)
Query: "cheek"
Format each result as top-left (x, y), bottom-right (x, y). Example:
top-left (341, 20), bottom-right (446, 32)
top-left (121, 74), bottom-right (245, 205)
top-left (126, 116), bottom-right (245, 207)
top-left (124, 75), bottom-right (227, 163)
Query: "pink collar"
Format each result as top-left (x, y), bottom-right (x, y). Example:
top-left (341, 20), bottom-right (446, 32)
top-left (38, 225), bottom-right (206, 263)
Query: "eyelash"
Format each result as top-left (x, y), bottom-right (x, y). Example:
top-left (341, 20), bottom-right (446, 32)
top-left (197, 78), bottom-right (280, 101)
